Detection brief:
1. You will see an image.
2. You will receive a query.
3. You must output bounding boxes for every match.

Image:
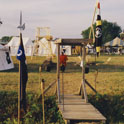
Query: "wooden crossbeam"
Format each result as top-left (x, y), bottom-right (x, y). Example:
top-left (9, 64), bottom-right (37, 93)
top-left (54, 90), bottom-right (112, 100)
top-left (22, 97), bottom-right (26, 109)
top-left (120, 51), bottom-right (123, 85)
top-left (79, 79), bottom-right (97, 95)
top-left (44, 81), bottom-right (56, 94)
top-left (85, 80), bottom-right (97, 94)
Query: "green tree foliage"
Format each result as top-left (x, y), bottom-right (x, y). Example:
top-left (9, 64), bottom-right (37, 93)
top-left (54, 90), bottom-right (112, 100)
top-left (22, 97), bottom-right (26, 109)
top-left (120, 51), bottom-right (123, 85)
top-left (81, 20), bottom-right (122, 44)
top-left (1, 36), bottom-right (13, 44)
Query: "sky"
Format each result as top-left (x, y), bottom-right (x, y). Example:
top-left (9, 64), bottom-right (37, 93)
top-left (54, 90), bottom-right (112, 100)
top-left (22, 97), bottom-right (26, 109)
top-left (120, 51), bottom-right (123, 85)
top-left (0, 0), bottom-right (124, 40)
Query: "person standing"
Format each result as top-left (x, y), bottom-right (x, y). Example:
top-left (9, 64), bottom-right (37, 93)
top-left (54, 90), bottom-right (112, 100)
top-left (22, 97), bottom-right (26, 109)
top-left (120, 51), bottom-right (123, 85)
top-left (60, 52), bottom-right (68, 72)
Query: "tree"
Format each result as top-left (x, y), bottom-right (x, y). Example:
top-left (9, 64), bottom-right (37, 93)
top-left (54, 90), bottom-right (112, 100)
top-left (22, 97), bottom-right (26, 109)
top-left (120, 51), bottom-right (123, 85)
top-left (1, 36), bottom-right (13, 44)
top-left (81, 20), bottom-right (122, 44)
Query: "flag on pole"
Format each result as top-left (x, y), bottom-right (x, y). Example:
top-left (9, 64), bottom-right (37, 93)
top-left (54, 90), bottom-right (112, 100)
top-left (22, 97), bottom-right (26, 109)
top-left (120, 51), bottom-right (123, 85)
top-left (17, 33), bottom-right (28, 112)
top-left (95, 1), bottom-right (102, 57)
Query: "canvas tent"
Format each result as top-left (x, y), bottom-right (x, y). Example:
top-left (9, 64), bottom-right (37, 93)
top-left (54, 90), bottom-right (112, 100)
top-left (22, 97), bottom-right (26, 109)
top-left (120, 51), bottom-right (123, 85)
top-left (0, 44), bottom-right (14, 71)
top-left (104, 37), bottom-right (124, 54)
top-left (6, 37), bottom-right (33, 56)
top-left (33, 38), bottom-right (71, 56)
top-left (60, 45), bottom-right (71, 55)
top-left (104, 37), bottom-right (124, 47)
top-left (38, 38), bottom-right (54, 56)
top-left (52, 38), bottom-right (71, 55)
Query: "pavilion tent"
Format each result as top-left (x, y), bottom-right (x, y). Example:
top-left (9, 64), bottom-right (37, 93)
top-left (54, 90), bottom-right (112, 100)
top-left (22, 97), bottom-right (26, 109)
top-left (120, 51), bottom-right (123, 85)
top-left (0, 44), bottom-right (14, 71)
top-left (6, 36), bottom-right (33, 56)
top-left (104, 37), bottom-right (124, 47)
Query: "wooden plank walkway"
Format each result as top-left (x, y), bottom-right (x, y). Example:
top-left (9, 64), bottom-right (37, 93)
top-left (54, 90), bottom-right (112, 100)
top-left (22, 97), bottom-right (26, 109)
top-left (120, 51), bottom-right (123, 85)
top-left (58, 95), bottom-right (106, 123)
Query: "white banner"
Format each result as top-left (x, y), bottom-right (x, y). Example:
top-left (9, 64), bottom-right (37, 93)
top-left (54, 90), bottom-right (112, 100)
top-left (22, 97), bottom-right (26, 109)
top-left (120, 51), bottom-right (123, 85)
top-left (0, 45), bottom-right (14, 71)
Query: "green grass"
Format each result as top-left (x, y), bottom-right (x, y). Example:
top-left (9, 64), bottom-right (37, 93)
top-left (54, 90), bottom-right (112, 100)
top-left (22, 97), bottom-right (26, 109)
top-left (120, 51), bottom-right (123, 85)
top-left (0, 55), bottom-right (124, 95)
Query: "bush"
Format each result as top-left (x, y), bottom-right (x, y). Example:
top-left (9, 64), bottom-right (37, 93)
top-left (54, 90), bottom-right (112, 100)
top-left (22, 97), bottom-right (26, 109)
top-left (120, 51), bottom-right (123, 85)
top-left (1, 91), bottom-right (124, 124)
top-left (0, 91), bottom-right (64, 124)
top-left (88, 93), bottom-right (124, 124)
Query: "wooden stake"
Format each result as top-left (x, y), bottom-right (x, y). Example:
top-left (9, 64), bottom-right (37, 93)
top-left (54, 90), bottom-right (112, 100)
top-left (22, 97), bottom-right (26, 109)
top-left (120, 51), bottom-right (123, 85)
top-left (57, 44), bottom-right (61, 103)
top-left (62, 72), bottom-right (64, 111)
top-left (94, 69), bottom-right (98, 90)
top-left (82, 46), bottom-right (88, 103)
top-left (41, 79), bottom-right (45, 124)
top-left (39, 66), bottom-right (42, 91)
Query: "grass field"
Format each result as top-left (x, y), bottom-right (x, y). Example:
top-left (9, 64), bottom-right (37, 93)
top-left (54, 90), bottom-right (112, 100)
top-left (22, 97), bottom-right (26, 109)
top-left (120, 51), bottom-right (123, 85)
top-left (0, 55), bottom-right (124, 95)
top-left (0, 54), bottom-right (124, 124)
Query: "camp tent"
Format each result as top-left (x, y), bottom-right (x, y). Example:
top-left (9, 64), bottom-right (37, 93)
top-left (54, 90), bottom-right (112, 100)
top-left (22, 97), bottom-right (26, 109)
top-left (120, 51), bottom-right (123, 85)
top-left (104, 37), bottom-right (124, 47)
top-left (33, 38), bottom-right (71, 56)
top-left (0, 44), bottom-right (14, 71)
top-left (6, 37), bottom-right (33, 56)
top-left (104, 37), bottom-right (124, 54)
top-left (38, 38), bottom-right (54, 56)
top-left (53, 38), bottom-right (71, 55)
top-left (33, 38), bottom-right (55, 56)
top-left (60, 45), bottom-right (71, 55)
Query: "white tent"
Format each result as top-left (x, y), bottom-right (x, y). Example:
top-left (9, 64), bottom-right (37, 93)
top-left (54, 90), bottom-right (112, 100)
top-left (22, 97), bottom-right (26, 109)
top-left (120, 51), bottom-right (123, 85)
top-left (0, 44), bottom-right (14, 71)
top-left (6, 37), bottom-right (33, 56)
top-left (38, 38), bottom-right (54, 56)
top-left (49, 42), bottom-right (72, 56)
top-left (60, 45), bottom-right (71, 55)
top-left (104, 37), bottom-right (124, 47)
top-left (34, 38), bottom-right (71, 56)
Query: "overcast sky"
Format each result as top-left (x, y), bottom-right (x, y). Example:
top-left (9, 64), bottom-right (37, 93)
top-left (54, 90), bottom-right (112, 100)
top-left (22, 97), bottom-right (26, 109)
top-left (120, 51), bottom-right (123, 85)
top-left (0, 0), bottom-right (123, 40)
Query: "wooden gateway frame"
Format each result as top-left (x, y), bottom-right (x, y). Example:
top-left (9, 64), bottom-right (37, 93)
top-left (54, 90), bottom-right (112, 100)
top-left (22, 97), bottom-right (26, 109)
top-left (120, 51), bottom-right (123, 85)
top-left (54, 38), bottom-right (106, 123)
top-left (55, 38), bottom-right (92, 103)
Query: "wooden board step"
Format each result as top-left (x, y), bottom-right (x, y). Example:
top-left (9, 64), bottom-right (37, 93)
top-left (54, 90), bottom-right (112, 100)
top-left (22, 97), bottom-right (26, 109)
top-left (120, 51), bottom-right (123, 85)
top-left (58, 95), bottom-right (106, 123)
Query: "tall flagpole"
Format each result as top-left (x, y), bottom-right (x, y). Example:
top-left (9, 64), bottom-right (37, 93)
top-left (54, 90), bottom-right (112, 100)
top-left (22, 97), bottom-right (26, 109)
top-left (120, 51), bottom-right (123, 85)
top-left (18, 21), bottom-right (21, 124)
top-left (18, 14), bottom-right (21, 124)
top-left (17, 11), bottom-right (25, 124)
top-left (89, 6), bottom-right (96, 40)
top-left (18, 58), bottom-right (21, 124)
top-left (89, 0), bottom-right (98, 42)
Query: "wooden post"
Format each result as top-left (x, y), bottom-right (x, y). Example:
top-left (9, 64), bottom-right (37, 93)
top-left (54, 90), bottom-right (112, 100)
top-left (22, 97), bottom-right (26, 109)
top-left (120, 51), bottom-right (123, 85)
top-left (57, 44), bottom-right (61, 103)
top-left (41, 79), bottom-right (45, 124)
top-left (62, 72), bottom-right (64, 111)
top-left (94, 69), bottom-right (98, 90)
top-left (82, 45), bottom-right (88, 103)
top-left (39, 66), bottom-right (42, 86)
top-left (18, 61), bottom-right (20, 124)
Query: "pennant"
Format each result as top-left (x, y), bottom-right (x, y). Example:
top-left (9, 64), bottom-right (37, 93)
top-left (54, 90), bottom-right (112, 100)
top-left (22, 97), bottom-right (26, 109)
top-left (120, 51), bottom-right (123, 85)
top-left (97, 2), bottom-right (100, 9)
top-left (17, 33), bottom-right (28, 112)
